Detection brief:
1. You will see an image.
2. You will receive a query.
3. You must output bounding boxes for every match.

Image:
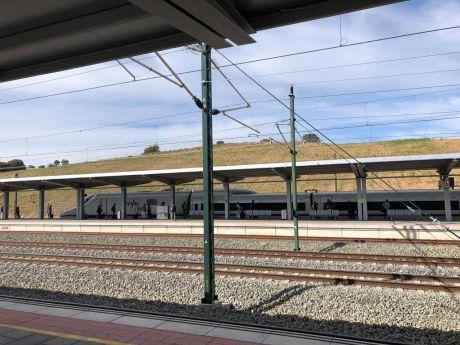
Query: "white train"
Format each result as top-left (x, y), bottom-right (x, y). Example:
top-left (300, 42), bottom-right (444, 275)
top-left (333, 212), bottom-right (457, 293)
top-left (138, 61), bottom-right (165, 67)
top-left (60, 188), bottom-right (460, 220)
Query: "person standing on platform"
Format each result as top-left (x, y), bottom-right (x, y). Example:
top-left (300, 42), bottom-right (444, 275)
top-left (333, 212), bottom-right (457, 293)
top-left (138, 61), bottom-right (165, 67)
top-left (141, 204), bottom-right (147, 219)
top-left (313, 201), bottom-right (319, 211)
top-left (96, 205), bottom-right (102, 219)
top-left (15, 206), bottom-right (20, 219)
top-left (181, 201), bottom-right (187, 219)
top-left (47, 204), bottom-right (54, 219)
top-left (236, 202), bottom-right (242, 219)
top-left (0, 206), bottom-right (3, 219)
top-left (249, 200), bottom-right (255, 218)
top-left (111, 203), bottom-right (117, 219)
top-left (382, 199), bottom-right (391, 220)
top-left (170, 202), bottom-right (176, 221)
top-left (147, 204), bottom-right (152, 219)
top-left (347, 201), bottom-right (355, 219)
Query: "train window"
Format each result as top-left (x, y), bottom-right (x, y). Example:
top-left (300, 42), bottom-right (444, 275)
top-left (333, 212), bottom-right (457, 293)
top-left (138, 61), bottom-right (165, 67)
top-left (194, 203), bottom-right (198, 211)
top-left (214, 203), bottom-right (224, 211)
top-left (201, 203), bottom-right (203, 211)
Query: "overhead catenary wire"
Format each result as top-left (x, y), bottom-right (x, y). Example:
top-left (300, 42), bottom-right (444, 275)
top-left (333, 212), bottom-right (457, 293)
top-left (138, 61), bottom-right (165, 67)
top-left (127, 53), bottom-right (205, 110)
top-left (1, 24), bottom-right (458, 203)
top-left (232, 24), bottom-right (460, 67)
top-left (3, 99), bottom-right (460, 145)
top-left (251, 82), bottom-right (460, 104)
top-left (3, 24), bottom-right (460, 106)
top-left (214, 49), bottom-right (459, 239)
top-left (3, 48), bottom-right (460, 104)
top-left (0, 48), bottom-right (186, 93)
top-left (210, 58), bottom-right (256, 133)
top-left (14, 128), bottom-right (460, 166)
top-left (2, 106), bottom-right (459, 162)
top-left (2, 77), bottom-right (459, 150)
top-left (10, 116), bottom-right (460, 164)
top-left (116, 60), bottom-right (136, 81)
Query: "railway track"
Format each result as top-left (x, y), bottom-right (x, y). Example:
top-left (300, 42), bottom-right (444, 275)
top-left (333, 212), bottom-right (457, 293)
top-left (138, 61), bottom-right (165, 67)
top-left (1, 231), bottom-right (458, 245)
top-left (0, 241), bottom-right (459, 267)
top-left (0, 252), bottom-right (458, 293)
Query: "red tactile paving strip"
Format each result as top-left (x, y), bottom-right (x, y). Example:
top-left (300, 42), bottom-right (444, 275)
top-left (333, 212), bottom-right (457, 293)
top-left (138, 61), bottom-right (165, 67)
top-left (0, 307), bottom-right (259, 345)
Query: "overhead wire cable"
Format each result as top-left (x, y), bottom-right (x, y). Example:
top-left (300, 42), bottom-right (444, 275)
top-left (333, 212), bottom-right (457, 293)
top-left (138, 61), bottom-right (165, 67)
top-left (3, 24), bottom-right (460, 106)
top-left (0, 48), bottom-right (185, 93)
top-left (250, 82), bottom-right (460, 104)
top-left (316, 114), bottom-right (460, 132)
top-left (215, 49), bottom-right (459, 239)
top-left (2, 107), bottom-right (460, 158)
top-left (233, 24), bottom-right (460, 66)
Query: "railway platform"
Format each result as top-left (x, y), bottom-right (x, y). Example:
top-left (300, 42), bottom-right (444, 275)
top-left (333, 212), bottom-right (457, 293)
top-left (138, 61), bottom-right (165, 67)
top-left (0, 297), bottom-right (399, 345)
top-left (0, 219), bottom-right (459, 241)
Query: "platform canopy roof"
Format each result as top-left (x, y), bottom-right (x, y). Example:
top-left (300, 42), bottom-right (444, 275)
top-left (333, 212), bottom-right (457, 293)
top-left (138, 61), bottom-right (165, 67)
top-left (0, 153), bottom-right (458, 192)
top-left (0, 0), bottom-right (403, 82)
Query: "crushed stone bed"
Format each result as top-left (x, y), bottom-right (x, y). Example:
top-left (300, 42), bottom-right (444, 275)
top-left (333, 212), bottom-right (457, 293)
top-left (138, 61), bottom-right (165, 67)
top-left (0, 233), bottom-right (458, 258)
top-left (0, 246), bottom-right (459, 277)
top-left (0, 262), bottom-right (458, 345)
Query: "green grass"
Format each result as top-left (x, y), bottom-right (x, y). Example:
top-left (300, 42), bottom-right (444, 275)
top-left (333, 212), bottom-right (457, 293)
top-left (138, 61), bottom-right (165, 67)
top-left (1, 138), bottom-right (459, 218)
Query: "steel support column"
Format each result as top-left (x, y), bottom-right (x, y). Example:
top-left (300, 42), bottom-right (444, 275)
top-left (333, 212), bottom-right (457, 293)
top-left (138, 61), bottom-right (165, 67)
top-left (76, 189), bottom-right (80, 220)
top-left (2, 192), bottom-right (9, 220)
top-left (170, 182), bottom-right (176, 205)
top-left (361, 177), bottom-right (368, 221)
top-left (356, 178), bottom-right (363, 221)
top-left (38, 189), bottom-right (45, 220)
top-left (76, 187), bottom-right (85, 220)
top-left (289, 85), bottom-right (300, 251)
top-left (13, 191), bottom-right (18, 219)
top-left (201, 43), bottom-right (216, 304)
top-left (223, 178), bottom-right (230, 220)
top-left (441, 176), bottom-right (452, 222)
top-left (120, 185), bottom-right (127, 220)
top-left (286, 177), bottom-right (292, 220)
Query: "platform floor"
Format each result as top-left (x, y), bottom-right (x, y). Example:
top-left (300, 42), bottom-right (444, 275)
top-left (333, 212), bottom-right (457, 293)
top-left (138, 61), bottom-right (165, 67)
top-left (0, 218), bottom-right (459, 241)
top-left (0, 298), bottom-right (387, 345)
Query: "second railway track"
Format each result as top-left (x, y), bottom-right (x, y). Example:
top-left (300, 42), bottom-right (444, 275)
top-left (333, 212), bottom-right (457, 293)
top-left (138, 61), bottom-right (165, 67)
top-left (0, 240), bottom-right (459, 267)
top-left (0, 252), bottom-right (458, 293)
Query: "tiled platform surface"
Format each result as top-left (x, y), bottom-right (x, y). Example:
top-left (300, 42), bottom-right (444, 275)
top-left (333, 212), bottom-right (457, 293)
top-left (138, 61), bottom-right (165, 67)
top-left (0, 298), bottom-right (385, 345)
top-left (1, 219), bottom-right (459, 240)
top-left (0, 325), bottom-right (99, 345)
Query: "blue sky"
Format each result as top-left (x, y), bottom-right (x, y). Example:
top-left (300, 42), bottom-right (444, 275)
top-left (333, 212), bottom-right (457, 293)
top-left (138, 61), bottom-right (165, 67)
top-left (1, 0), bottom-right (460, 166)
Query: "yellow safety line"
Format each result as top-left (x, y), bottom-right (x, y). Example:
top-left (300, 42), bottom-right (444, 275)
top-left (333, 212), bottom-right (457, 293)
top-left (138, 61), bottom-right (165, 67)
top-left (0, 322), bottom-right (130, 345)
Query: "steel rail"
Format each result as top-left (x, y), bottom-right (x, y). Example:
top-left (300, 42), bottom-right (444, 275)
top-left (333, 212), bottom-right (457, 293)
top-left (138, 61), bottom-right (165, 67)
top-left (0, 252), bottom-right (458, 293)
top-left (0, 241), bottom-right (458, 267)
top-left (1, 231), bottom-right (458, 245)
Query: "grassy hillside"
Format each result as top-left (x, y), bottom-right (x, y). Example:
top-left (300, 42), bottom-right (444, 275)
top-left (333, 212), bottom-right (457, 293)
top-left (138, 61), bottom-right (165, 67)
top-left (1, 138), bottom-right (459, 218)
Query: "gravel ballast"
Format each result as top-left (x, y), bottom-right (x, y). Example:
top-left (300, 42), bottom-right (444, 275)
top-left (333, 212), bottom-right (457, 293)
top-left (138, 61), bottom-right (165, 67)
top-left (0, 262), bottom-right (458, 345)
top-left (0, 246), bottom-right (459, 278)
top-left (0, 233), bottom-right (458, 345)
top-left (0, 233), bottom-right (458, 258)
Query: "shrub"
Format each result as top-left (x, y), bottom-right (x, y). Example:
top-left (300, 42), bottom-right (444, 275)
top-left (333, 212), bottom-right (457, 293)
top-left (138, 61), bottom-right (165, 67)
top-left (143, 144), bottom-right (160, 154)
top-left (302, 133), bottom-right (321, 143)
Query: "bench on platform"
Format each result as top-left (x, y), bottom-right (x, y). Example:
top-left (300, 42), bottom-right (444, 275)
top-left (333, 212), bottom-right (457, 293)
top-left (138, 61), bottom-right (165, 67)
top-left (388, 209), bottom-right (422, 218)
top-left (246, 210), bottom-right (272, 219)
top-left (309, 209), bottom-right (339, 219)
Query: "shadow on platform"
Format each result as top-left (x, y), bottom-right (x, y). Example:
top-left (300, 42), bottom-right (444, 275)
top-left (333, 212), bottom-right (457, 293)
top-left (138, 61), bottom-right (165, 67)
top-left (0, 286), bottom-right (458, 345)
